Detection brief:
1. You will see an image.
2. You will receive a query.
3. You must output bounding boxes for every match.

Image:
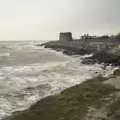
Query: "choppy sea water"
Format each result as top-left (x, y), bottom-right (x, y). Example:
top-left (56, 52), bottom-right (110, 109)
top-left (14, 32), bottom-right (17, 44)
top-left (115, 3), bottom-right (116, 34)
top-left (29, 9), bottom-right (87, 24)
top-left (0, 41), bottom-right (114, 119)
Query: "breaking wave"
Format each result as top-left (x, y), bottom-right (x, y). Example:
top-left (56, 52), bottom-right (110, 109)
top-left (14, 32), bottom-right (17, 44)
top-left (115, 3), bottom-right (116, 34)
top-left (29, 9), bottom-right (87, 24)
top-left (0, 41), bottom-right (114, 119)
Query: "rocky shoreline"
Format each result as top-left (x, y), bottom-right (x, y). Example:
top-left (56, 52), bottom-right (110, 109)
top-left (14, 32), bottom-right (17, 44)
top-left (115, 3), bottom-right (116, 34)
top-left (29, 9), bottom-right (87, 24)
top-left (82, 51), bottom-right (120, 66)
top-left (40, 39), bottom-right (120, 66)
top-left (4, 39), bottom-right (120, 120)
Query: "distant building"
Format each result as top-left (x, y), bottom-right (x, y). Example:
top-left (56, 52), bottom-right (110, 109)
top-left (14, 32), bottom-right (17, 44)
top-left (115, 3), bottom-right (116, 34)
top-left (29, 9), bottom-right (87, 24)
top-left (59, 32), bottom-right (73, 41)
top-left (81, 34), bottom-right (96, 40)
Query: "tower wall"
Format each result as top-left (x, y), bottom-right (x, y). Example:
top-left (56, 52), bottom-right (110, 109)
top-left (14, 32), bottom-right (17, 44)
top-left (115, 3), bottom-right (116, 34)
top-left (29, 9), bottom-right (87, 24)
top-left (59, 32), bottom-right (72, 41)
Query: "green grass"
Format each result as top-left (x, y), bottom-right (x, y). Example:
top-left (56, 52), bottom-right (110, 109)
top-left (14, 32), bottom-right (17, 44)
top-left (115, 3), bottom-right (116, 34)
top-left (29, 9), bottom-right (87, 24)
top-left (7, 76), bottom-right (118, 120)
top-left (107, 98), bottom-right (120, 120)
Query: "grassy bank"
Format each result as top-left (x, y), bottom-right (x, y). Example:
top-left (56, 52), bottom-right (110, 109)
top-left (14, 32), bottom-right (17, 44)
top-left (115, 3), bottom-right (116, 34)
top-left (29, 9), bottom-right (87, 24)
top-left (41, 40), bottom-right (94, 55)
top-left (40, 40), bottom-right (120, 66)
top-left (82, 50), bottom-right (120, 66)
top-left (5, 75), bottom-right (120, 120)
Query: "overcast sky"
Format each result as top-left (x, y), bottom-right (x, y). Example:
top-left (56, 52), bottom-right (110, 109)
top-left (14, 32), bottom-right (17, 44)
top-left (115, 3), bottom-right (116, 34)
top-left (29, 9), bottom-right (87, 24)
top-left (0, 0), bottom-right (120, 40)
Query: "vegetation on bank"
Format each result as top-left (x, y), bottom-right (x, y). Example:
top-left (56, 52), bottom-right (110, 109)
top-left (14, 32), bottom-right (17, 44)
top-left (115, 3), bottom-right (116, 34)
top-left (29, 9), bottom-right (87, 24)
top-left (40, 35), bottom-right (120, 66)
top-left (82, 50), bottom-right (120, 66)
top-left (5, 75), bottom-right (120, 120)
top-left (108, 98), bottom-right (120, 120)
top-left (43, 41), bottom-right (120, 66)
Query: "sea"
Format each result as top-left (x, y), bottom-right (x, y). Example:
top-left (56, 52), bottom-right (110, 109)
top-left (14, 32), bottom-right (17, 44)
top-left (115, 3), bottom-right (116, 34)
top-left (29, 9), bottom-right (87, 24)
top-left (0, 41), bottom-right (114, 119)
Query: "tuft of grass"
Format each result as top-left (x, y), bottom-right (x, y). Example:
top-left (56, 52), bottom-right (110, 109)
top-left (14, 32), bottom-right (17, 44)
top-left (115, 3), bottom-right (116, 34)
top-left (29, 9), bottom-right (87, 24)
top-left (113, 69), bottom-right (120, 76)
top-left (7, 76), bottom-right (118, 120)
top-left (107, 98), bottom-right (120, 120)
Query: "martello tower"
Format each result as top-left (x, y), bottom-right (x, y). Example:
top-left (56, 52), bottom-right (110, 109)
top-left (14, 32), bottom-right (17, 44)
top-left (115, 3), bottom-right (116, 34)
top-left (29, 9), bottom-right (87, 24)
top-left (59, 32), bottom-right (73, 41)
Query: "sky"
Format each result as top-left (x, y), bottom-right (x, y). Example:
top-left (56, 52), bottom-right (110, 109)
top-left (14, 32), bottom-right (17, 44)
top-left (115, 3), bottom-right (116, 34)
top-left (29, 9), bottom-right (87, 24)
top-left (0, 0), bottom-right (120, 40)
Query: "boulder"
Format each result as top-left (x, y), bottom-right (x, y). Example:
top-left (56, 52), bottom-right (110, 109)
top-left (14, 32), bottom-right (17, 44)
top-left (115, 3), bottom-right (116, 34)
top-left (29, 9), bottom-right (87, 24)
top-left (113, 69), bottom-right (120, 76)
